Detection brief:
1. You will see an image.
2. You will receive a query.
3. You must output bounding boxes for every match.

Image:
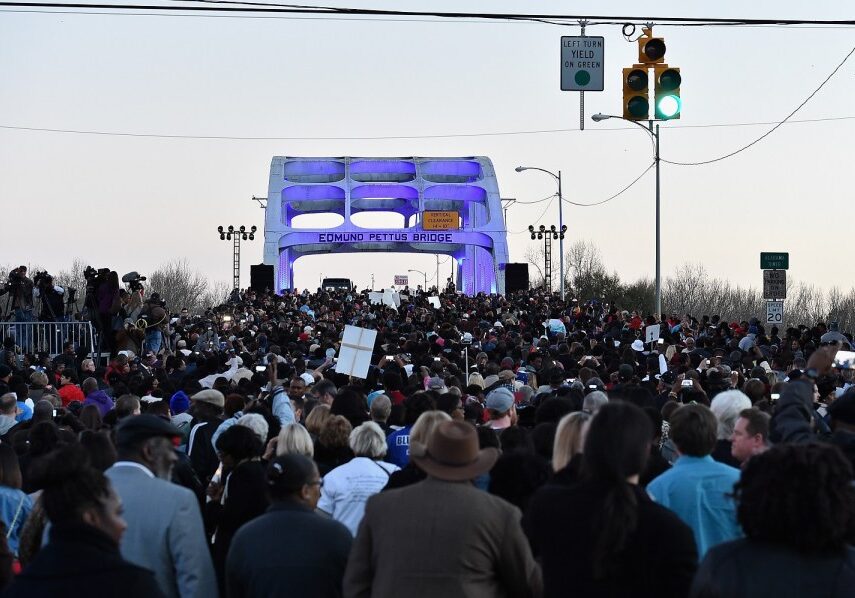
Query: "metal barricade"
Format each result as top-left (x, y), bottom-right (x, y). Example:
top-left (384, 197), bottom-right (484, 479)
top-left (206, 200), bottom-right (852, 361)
top-left (0, 321), bottom-right (99, 356)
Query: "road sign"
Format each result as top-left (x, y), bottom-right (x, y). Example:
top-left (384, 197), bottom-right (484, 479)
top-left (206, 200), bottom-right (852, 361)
top-left (763, 270), bottom-right (787, 299)
top-left (561, 36), bottom-right (605, 91)
top-left (766, 301), bottom-right (784, 325)
top-left (394, 275), bottom-right (408, 286)
top-left (760, 252), bottom-right (789, 270)
top-left (423, 211), bottom-right (459, 231)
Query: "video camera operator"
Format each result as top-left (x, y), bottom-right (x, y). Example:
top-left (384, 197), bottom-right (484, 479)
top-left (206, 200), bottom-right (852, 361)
top-left (1, 266), bottom-right (35, 350)
top-left (34, 272), bottom-right (66, 323)
top-left (121, 272), bottom-right (146, 327)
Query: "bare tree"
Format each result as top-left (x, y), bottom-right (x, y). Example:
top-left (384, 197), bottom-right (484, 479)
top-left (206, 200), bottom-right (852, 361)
top-left (147, 260), bottom-right (211, 314)
top-left (54, 258), bottom-right (89, 314)
top-left (199, 280), bottom-right (231, 311)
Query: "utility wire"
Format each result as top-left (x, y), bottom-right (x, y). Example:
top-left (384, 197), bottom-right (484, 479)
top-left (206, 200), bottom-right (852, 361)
top-left (563, 161), bottom-right (655, 207)
top-left (2, 2), bottom-right (855, 26)
top-left (2, 115), bottom-right (854, 141)
top-left (507, 195), bottom-right (555, 234)
top-left (662, 43), bottom-right (855, 166)
top-left (516, 193), bottom-right (558, 205)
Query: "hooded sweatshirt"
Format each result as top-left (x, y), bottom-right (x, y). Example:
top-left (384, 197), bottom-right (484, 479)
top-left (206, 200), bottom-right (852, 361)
top-left (83, 389), bottom-right (114, 417)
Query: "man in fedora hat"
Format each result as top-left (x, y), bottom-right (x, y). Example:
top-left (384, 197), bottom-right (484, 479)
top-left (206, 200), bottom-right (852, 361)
top-left (344, 420), bottom-right (541, 598)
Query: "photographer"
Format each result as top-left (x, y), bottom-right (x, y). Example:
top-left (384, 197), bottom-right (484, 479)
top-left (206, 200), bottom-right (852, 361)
top-left (96, 271), bottom-right (121, 357)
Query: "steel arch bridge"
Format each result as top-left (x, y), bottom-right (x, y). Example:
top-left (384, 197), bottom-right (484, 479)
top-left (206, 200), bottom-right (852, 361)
top-left (263, 156), bottom-right (510, 295)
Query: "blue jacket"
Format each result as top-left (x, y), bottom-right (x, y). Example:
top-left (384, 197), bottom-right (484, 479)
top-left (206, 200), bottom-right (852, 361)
top-left (647, 455), bottom-right (742, 558)
top-left (0, 486), bottom-right (32, 555)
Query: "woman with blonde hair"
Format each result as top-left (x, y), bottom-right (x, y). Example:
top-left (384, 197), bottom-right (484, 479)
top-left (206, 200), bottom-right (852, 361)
top-left (383, 410), bottom-right (452, 491)
top-left (275, 423), bottom-right (314, 458)
top-left (305, 403), bottom-right (331, 437)
top-left (552, 412), bottom-right (592, 484)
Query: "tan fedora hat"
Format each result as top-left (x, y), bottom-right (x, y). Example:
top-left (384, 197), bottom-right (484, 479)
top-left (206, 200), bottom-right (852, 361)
top-left (410, 420), bottom-right (499, 482)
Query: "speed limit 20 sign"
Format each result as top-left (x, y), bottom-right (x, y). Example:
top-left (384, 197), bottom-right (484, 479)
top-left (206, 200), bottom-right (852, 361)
top-left (766, 301), bottom-right (784, 325)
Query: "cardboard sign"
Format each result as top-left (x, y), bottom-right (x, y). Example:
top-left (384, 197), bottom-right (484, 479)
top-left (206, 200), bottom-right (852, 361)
top-left (335, 325), bottom-right (378, 379)
top-left (645, 324), bottom-right (661, 344)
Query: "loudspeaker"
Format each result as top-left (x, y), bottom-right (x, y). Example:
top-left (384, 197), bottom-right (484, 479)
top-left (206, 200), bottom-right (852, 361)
top-left (504, 263), bottom-right (529, 293)
top-left (250, 264), bottom-right (274, 293)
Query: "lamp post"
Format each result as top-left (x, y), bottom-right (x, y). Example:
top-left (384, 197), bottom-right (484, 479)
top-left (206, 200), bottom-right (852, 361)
top-left (516, 166), bottom-right (565, 300)
top-left (591, 113), bottom-right (661, 319)
top-left (407, 269), bottom-right (427, 291)
top-left (218, 225), bottom-right (256, 291)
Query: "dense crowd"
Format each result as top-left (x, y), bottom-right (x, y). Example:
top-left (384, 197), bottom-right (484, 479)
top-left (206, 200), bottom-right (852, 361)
top-left (0, 276), bottom-right (854, 598)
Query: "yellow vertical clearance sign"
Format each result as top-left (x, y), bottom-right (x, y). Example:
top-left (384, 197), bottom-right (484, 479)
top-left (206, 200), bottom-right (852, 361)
top-left (422, 211), bottom-right (459, 230)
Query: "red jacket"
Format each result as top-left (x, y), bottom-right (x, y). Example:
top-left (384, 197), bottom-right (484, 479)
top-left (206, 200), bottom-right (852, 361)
top-left (58, 384), bottom-right (85, 407)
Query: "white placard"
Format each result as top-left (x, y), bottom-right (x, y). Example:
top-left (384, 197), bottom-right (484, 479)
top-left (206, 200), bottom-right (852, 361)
top-left (336, 325), bottom-right (378, 379)
top-left (428, 296), bottom-right (441, 309)
top-left (645, 324), bottom-right (661, 344)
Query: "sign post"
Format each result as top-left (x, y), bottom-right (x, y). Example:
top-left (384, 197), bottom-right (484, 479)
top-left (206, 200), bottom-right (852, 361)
top-left (761, 252), bottom-right (788, 328)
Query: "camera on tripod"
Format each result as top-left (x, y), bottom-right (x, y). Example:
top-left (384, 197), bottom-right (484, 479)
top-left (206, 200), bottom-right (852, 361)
top-left (121, 271), bottom-right (147, 293)
top-left (83, 266), bottom-right (110, 289)
top-left (33, 270), bottom-right (51, 288)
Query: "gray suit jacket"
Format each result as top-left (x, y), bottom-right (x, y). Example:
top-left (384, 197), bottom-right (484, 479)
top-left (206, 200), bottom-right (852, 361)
top-left (106, 463), bottom-right (218, 598)
top-left (343, 476), bottom-right (541, 598)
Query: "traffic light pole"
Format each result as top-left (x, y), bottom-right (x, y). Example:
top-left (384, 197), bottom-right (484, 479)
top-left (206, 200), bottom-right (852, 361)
top-left (592, 113), bottom-right (662, 320)
top-left (651, 121), bottom-right (661, 321)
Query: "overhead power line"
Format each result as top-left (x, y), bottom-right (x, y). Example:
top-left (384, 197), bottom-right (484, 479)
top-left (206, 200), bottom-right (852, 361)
top-left (2, 1), bottom-right (855, 26)
top-left (662, 43), bottom-right (855, 166)
top-left (2, 115), bottom-right (854, 142)
top-left (564, 162), bottom-right (655, 207)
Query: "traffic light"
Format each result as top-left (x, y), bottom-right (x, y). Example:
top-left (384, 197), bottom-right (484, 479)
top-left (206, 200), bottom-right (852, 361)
top-left (654, 66), bottom-right (681, 120)
top-left (623, 67), bottom-right (649, 120)
top-left (637, 27), bottom-right (666, 65)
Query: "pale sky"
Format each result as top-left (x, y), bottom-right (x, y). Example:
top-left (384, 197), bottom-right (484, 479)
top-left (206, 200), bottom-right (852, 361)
top-left (1, 1), bottom-right (852, 294)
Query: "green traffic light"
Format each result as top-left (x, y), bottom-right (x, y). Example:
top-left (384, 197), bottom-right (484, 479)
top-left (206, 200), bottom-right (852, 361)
top-left (628, 96), bottom-right (649, 118)
top-left (656, 95), bottom-right (681, 118)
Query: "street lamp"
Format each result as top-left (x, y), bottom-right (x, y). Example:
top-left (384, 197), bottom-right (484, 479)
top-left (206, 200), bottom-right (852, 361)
top-left (218, 225), bottom-right (257, 291)
top-left (516, 166), bottom-right (565, 300)
top-left (407, 269), bottom-right (427, 290)
top-left (591, 112), bottom-right (662, 320)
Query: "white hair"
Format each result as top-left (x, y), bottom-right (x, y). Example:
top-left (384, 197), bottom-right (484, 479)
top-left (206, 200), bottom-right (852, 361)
top-left (236, 413), bottom-right (269, 445)
top-left (276, 423), bottom-right (314, 457)
top-left (710, 390), bottom-right (752, 439)
top-left (349, 421), bottom-right (387, 459)
top-left (582, 391), bottom-right (608, 415)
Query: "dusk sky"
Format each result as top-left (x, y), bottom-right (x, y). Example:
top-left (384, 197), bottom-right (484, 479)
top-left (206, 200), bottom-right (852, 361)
top-left (1, 1), bottom-right (851, 294)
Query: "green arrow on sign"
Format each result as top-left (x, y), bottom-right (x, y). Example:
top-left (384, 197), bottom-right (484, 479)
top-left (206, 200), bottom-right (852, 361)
top-left (574, 70), bottom-right (591, 86)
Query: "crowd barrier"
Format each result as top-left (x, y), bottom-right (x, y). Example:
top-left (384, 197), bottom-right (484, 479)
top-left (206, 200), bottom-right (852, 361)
top-left (0, 321), bottom-right (99, 356)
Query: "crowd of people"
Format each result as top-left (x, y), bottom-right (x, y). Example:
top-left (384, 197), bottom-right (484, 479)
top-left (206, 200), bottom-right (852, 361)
top-left (0, 278), bottom-right (854, 597)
